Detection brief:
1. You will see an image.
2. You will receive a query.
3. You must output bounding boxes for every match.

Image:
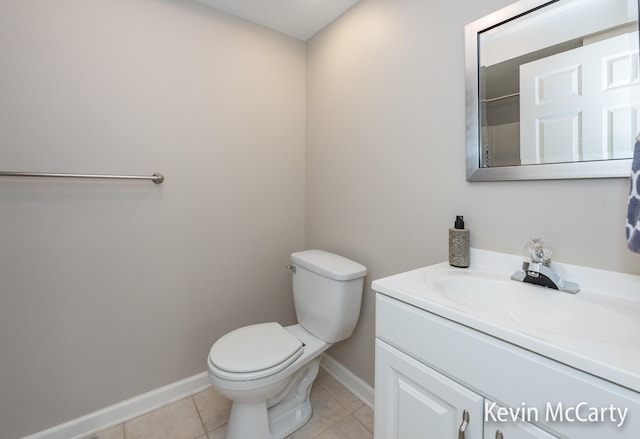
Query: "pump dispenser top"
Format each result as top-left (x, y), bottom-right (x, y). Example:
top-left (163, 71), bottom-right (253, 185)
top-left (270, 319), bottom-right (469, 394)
top-left (449, 215), bottom-right (470, 268)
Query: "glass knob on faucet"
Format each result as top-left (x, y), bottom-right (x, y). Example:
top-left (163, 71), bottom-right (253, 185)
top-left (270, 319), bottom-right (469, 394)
top-left (526, 237), bottom-right (552, 265)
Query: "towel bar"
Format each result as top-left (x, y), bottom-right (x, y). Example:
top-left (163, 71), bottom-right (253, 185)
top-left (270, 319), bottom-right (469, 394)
top-left (0, 171), bottom-right (164, 184)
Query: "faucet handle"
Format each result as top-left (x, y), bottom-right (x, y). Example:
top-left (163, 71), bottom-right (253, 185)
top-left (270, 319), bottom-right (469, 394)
top-left (526, 238), bottom-right (552, 265)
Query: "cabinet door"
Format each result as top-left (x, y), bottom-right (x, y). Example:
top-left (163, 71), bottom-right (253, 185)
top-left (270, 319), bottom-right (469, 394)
top-left (484, 400), bottom-right (558, 439)
top-left (375, 339), bottom-right (483, 439)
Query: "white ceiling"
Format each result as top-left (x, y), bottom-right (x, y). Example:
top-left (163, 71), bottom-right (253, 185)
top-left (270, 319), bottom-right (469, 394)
top-left (193, 0), bottom-right (361, 40)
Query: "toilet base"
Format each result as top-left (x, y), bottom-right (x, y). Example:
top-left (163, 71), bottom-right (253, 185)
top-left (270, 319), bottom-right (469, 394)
top-left (224, 358), bottom-right (320, 439)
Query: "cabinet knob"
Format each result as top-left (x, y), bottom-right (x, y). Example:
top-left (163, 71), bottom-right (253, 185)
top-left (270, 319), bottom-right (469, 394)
top-left (458, 410), bottom-right (469, 439)
top-left (496, 431), bottom-right (503, 439)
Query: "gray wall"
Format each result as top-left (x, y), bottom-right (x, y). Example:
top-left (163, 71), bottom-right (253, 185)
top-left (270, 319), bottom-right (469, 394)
top-left (3, 0), bottom-right (640, 437)
top-left (0, 1), bottom-right (305, 438)
top-left (306, 0), bottom-right (640, 386)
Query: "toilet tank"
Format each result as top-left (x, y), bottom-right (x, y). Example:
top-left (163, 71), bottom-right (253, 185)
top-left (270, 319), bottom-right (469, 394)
top-left (290, 250), bottom-right (367, 343)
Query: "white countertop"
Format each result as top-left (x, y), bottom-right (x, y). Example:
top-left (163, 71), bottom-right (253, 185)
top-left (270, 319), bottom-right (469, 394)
top-left (372, 249), bottom-right (640, 393)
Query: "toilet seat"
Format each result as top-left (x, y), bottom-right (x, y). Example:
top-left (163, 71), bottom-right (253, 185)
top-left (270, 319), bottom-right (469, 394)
top-left (209, 322), bottom-right (304, 381)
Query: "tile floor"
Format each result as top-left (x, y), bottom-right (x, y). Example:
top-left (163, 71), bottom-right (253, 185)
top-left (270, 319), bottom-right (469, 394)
top-left (84, 369), bottom-right (374, 439)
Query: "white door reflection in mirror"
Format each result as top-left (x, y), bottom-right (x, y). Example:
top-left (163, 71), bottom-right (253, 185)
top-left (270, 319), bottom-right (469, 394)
top-left (520, 31), bottom-right (640, 164)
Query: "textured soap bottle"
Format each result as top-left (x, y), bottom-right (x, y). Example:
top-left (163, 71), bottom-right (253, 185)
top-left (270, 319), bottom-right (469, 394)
top-left (449, 216), bottom-right (470, 268)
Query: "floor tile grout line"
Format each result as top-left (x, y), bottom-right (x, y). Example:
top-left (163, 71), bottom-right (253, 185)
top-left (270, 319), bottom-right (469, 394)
top-left (191, 395), bottom-right (209, 438)
top-left (352, 413), bottom-right (373, 435)
top-left (306, 391), bottom-right (340, 439)
top-left (306, 384), bottom-right (354, 439)
top-left (309, 420), bottom-right (336, 439)
top-left (311, 414), bottom-right (367, 439)
top-left (312, 377), bottom-right (373, 437)
top-left (316, 379), bottom-right (364, 415)
top-left (317, 381), bottom-right (349, 413)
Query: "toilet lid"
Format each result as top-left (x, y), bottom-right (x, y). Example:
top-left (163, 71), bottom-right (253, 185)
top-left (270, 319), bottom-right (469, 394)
top-left (210, 322), bottom-right (304, 374)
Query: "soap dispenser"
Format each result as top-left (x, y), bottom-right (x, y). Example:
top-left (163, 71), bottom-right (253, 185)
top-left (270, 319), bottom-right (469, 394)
top-left (449, 216), bottom-right (470, 268)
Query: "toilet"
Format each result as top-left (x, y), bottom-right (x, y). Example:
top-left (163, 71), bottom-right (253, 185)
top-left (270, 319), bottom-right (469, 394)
top-left (207, 249), bottom-right (367, 439)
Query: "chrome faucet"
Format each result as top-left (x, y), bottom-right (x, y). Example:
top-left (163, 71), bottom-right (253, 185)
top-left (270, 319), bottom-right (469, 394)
top-left (510, 238), bottom-right (579, 294)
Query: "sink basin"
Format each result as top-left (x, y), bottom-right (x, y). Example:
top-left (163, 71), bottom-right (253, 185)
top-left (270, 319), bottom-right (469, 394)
top-left (424, 269), bottom-right (640, 342)
top-left (371, 249), bottom-right (640, 394)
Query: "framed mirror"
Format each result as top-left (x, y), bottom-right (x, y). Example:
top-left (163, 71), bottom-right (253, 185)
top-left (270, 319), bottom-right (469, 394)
top-left (465, 0), bottom-right (639, 181)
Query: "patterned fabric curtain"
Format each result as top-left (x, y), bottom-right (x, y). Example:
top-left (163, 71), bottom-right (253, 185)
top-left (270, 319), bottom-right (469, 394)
top-left (627, 135), bottom-right (640, 253)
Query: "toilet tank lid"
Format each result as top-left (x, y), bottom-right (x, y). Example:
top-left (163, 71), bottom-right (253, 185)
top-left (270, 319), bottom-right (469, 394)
top-left (291, 250), bottom-right (367, 281)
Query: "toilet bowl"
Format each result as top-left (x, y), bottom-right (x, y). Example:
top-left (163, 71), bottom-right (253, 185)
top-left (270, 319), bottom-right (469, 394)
top-left (208, 324), bottom-right (328, 438)
top-left (207, 250), bottom-right (367, 439)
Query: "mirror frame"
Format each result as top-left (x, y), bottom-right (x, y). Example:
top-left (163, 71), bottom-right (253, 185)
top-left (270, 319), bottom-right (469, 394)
top-left (465, 0), bottom-right (637, 181)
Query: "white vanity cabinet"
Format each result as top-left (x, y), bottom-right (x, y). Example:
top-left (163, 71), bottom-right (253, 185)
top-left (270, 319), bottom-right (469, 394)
top-left (373, 292), bottom-right (640, 439)
top-left (375, 339), bottom-right (483, 438)
top-left (375, 338), bottom-right (554, 439)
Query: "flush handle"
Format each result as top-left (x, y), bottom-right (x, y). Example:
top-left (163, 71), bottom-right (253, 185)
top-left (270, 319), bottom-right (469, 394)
top-left (458, 410), bottom-right (469, 439)
top-left (286, 265), bottom-right (296, 273)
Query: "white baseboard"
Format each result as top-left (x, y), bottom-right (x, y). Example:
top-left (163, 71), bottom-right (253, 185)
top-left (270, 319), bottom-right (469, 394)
top-left (24, 356), bottom-right (373, 439)
top-left (22, 372), bottom-right (211, 439)
top-left (320, 353), bottom-right (375, 409)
